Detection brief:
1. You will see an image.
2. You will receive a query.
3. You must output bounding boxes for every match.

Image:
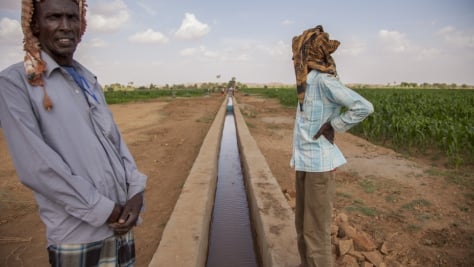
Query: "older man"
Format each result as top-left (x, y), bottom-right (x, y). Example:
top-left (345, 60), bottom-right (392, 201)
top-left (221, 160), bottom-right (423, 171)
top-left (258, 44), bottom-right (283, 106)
top-left (0, 0), bottom-right (147, 266)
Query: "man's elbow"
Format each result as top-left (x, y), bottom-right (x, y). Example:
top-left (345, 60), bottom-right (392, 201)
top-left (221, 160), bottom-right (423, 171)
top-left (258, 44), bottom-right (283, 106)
top-left (366, 102), bottom-right (374, 116)
top-left (353, 101), bottom-right (374, 119)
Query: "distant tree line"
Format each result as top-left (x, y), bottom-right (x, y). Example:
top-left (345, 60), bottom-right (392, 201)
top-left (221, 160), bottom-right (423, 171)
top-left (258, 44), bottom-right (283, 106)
top-left (351, 82), bottom-right (473, 89)
top-left (398, 82), bottom-right (471, 89)
top-left (103, 80), bottom-right (472, 92)
top-left (103, 79), bottom-right (248, 92)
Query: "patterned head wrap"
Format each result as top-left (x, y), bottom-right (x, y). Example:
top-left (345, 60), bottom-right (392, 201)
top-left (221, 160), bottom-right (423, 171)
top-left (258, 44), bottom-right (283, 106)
top-left (21, 0), bottom-right (87, 110)
top-left (292, 25), bottom-right (340, 111)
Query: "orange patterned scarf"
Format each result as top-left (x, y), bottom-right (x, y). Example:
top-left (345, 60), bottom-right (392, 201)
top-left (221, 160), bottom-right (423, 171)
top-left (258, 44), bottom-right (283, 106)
top-left (292, 26), bottom-right (340, 111)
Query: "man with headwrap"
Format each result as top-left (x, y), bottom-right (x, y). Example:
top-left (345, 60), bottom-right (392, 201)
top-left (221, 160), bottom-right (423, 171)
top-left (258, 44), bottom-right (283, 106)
top-left (290, 25), bottom-right (374, 267)
top-left (0, 0), bottom-right (147, 266)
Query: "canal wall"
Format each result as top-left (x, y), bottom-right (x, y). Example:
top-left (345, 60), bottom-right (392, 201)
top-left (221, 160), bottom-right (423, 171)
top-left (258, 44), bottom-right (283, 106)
top-left (148, 97), bottom-right (299, 267)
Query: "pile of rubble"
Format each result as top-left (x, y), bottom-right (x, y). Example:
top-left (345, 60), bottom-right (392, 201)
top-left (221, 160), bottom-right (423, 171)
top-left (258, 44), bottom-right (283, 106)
top-left (332, 213), bottom-right (402, 267)
top-left (283, 190), bottom-right (403, 267)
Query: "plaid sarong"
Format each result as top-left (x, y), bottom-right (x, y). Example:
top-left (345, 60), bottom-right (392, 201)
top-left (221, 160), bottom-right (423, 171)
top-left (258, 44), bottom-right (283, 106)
top-left (47, 231), bottom-right (135, 267)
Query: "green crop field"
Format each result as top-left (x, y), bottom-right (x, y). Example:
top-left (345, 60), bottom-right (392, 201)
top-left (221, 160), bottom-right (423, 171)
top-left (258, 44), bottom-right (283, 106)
top-left (104, 89), bottom-right (209, 104)
top-left (241, 87), bottom-right (474, 168)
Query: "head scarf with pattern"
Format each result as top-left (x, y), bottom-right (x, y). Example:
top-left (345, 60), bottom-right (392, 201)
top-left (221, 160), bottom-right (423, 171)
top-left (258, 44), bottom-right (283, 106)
top-left (292, 25), bottom-right (340, 111)
top-left (21, 0), bottom-right (87, 111)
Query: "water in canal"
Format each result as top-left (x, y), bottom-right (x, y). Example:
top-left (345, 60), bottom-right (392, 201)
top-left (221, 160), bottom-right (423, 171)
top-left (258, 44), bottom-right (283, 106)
top-left (206, 97), bottom-right (259, 267)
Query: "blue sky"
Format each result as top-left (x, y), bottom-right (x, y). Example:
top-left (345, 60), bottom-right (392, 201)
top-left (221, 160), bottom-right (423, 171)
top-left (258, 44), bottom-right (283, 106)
top-left (1, 0), bottom-right (473, 86)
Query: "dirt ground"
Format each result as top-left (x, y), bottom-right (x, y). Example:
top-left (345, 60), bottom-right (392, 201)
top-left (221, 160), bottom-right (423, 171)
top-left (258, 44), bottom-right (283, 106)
top-left (0, 92), bottom-right (472, 267)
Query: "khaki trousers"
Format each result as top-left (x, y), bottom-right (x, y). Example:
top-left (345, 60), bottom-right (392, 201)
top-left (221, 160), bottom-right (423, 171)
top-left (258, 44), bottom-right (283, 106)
top-left (295, 171), bottom-right (336, 267)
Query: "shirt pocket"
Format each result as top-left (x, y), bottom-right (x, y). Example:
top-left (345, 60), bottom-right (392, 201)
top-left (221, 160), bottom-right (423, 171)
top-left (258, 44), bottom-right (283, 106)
top-left (89, 104), bottom-right (120, 146)
top-left (303, 95), bottom-right (323, 123)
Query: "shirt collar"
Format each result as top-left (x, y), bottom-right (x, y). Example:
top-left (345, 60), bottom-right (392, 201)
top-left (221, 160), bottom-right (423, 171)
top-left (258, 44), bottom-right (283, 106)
top-left (40, 51), bottom-right (81, 78)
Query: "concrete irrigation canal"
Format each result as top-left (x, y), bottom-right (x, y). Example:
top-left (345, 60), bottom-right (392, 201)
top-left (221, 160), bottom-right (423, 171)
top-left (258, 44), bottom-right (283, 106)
top-left (206, 97), bottom-right (258, 267)
top-left (148, 96), bottom-right (299, 267)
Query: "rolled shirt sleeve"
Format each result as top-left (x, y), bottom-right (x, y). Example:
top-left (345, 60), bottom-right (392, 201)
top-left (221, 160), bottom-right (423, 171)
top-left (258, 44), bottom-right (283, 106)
top-left (321, 75), bottom-right (374, 132)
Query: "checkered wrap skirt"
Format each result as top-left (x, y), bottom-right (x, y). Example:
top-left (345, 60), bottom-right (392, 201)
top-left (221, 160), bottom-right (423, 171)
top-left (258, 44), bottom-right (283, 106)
top-left (47, 231), bottom-right (135, 267)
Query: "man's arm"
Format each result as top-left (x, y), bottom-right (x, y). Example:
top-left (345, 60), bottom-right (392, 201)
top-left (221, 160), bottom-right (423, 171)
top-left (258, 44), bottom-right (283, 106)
top-left (321, 75), bottom-right (374, 132)
top-left (95, 86), bottom-right (147, 232)
top-left (95, 85), bottom-right (147, 200)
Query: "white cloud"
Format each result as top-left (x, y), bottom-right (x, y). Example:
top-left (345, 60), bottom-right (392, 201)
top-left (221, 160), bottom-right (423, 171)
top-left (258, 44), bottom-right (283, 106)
top-left (339, 39), bottom-right (366, 56)
top-left (437, 26), bottom-right (474, 48)
top-left (180, 47), bottom-right (198, 56)
top-left (202, 48), bottom-right (219, 58)
top-left (129, 29), bottom-right (169, 44)
top-left (256, 41), bottom-right (290, 58)
top-left (229, 53), bottom-right (251, 62)
top-left (416, 48), bottom-right (441, 60)
top-left (174, 13), bottom-right (210, 40)
top-left (180, 46), bottom-right (218, 58)
top-left (87, 0), bottom-right (130, 33)
top-left (136, 2), bottom-right (157, 16)
top-left (0, 48), bottom-right (23, 70)
top-left (282, 19), bottom-right (294, 25)
top-left (85, 38), bottom-right (108, 48)
top-left (0, 2), bottom-right (20, 10)
top-left (179, 45), bottom-right (252, 62)
top-left (378, 29), bottom-right (410, 52)
top-left (0, 18), bottom-right (22, 45)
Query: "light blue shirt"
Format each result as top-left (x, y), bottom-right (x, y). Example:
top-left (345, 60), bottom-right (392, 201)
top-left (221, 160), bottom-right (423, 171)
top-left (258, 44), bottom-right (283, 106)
top-left (0, 52), bottom-right (147, 246)
top-left (291, 70), bottom-right (374, 172)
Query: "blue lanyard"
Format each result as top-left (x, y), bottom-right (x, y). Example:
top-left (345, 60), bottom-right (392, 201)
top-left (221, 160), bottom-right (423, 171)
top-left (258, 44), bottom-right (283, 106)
top-left (63, 66), bottom-right (99, 104)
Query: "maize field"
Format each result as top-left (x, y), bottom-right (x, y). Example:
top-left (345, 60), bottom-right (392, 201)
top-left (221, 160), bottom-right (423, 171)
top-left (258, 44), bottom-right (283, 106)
top-left (242, 88), bottom-right (474, 168)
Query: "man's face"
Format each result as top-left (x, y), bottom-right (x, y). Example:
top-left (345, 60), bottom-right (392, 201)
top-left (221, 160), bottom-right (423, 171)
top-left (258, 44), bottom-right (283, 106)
top-left (33, 0), bottom-right (81, 66)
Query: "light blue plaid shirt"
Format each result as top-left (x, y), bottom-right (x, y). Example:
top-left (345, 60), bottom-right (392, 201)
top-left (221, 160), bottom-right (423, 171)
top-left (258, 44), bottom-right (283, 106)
top-left (291, 70), bottom-right (374, 172)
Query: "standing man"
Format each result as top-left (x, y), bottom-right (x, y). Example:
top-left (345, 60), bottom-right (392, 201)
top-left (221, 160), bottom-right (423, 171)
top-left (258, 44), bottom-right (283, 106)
top-left (290, 25), bottom-right (374, 267)
top-left (0, 0), bottom-right (147, 266)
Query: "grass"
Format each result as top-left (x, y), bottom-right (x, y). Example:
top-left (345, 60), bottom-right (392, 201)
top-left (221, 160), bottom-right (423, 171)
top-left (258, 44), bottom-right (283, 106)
top-left (425, 167), bottom-right (474, 189)
top-left (345, 200), bottom-right (378, 217)
top-left (416, 213), bottom-right (433, 222)
top-left (245, 121), bottom-right (255, 128)
top-left (405, 224), bottom-right (422, 232)
top-left (196, 115), bottom-right (214, 123)
top-left (336, 191), bottom-right (352, 199)
top-left (358, 178), bottom-right (377, 193)
top-left (242, 110), bottom-right (256, 118)
top-left (105, 89), bottom-right (210, 104)
top-left (458, 205), bottom-right (470, 212)
top-left (401, 199), bottom-right (432, 210)
top-left (465, 192), bottom-right (474, 201)
top-left (385, 193), bottom-right (401, 203)
top-left (267, 123), bottom-right (281, 130)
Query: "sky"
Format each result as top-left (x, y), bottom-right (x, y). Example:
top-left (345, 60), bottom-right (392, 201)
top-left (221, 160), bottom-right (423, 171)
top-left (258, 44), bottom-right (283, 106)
top-left (0, 0), bottom-right (473, 86)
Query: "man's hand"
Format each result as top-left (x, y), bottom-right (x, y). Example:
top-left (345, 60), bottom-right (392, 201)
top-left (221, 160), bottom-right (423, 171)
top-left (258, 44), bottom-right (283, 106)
top-left (106, 204), bottom-right (123, 224)
top-left (108, 192), bottom-right (144, 235)
top-left (313, 121), bottom-right (335, 144)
